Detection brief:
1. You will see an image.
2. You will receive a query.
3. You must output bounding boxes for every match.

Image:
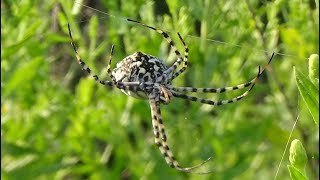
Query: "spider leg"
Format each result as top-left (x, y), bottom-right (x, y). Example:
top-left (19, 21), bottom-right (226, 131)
top-left (171, 33), bottom-right (189, 80)
top-left (127, 19), bottom-right (184, 79)
top-left (171, 66), bottom-right (261, 106)
top-left (172, 52), bottom-right (274, 93)
top-left (105, 44), bottom-right (117, 83)
top-left (172, 81), bottom-right (253, 93)
top-left (68, 24), bottom-right (142, 90)
top-left (258, 52), bottom-right (274, 75)
top-left (149, 94), bottom-right (213, 174)
top-left (68, 24), bottom-right (114, 87)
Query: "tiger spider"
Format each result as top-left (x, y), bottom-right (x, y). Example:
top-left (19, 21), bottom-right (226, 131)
top-left (67, 19), bottom-right (274, 173)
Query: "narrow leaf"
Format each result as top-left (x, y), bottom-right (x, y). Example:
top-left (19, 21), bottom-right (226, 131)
top-left (294, 67), bottom-right (319, 125)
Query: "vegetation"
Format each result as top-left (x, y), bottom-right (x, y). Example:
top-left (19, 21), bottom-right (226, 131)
top-left (2, 0), bottom-right (318, 179)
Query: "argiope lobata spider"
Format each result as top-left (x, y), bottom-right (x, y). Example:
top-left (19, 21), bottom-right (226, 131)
top-left (67, 19), bottom-right (274, 174)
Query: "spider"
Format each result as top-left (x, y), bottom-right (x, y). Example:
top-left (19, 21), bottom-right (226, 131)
top-left (67, 19), bottom-right (274, 173)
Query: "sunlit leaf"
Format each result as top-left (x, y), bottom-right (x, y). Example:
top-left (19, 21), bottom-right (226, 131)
top-left (4, 57), bottom-right (44, 96)
top-left (289, 139), bottom-right (307, 175)
top-left (287, 165), bottom-right (308, 180)
top-left (308, 54), bottom-right (319, 86)
top-left (294, 67), bottom-right (319, 125)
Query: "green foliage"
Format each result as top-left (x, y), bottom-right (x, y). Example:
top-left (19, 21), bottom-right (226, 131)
top-left (288, 165), bottom-right (308, 180)
top-left (294, 56), bottom-right (319, 125)
top-left (308, 54), bottom-right (319, 86)
top-left (290, 55), bottom-right (319, 180)
top-left (2, 0), bottom-right (319, 179)
top-left (288, 139), bottom-right (308, 180)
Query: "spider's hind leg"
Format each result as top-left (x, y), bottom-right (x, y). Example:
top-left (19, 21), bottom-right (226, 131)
top-left (149, 96), bottom-right (213, 174)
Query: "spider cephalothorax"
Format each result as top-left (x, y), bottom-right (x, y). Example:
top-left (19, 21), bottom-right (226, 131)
top-left (68, 19), bottom-right (274, 173)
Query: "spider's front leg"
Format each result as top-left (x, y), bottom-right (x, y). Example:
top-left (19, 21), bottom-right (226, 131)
top-left (148, 94), bottom-right (212, 174)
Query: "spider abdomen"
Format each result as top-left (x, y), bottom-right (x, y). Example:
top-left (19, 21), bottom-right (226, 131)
top-left (112, 52), bottom-right (169, 98)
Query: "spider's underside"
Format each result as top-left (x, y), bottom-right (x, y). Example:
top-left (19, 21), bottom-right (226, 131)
top-left (68, 19), bottom-right (274, 174)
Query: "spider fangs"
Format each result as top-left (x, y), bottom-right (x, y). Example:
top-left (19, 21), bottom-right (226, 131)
top-left (68, 19), bottom-right (274, 174)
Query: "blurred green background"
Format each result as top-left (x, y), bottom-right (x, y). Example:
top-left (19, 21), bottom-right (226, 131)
top-left (1, 0), bottom-right (319, 179)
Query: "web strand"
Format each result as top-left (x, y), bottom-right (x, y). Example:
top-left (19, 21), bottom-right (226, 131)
top-left (273, 113), bottom-right (300, 180)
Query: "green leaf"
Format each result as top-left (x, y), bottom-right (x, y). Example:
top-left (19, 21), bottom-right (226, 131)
top-left (294, 67), bottom-right (319, 125)
top-left (76, 78), bottom-right (95, 107)
top-left (308, 54), bottom-right (319, 86)
top-left (88, 15), bottom-right (98, 61)
top-left (287, 165), bottom-right (308, 180)
top-left (1, 20), bottom-right (42, 59)
top-left (289, 139), bottom-right (307, 174)
top-left (89, 15), bottom-right (98, 41)
top-left (46, 32), bottom-right (69, 43)
top-left (72, 0), bottom-right (84, 15)
top-left (4, 57), bottom-right (44, 96)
